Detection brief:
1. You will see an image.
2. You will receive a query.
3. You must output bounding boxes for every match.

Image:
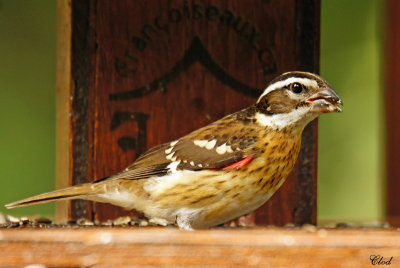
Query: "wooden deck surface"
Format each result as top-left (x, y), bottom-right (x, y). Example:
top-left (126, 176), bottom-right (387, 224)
top-left (0, 227), bottom-right (398, 267)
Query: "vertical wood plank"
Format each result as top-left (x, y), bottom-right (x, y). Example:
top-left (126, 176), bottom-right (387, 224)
top-left (56, 0), bottom-right (72, 222)
top-left (63, 0), bottom-right (320, 225)
top-left (69, 0), bottom-right (94, 220)
top-left (295, 0), bottom-right (320, 225)
top-left (385, 0), bottom-right (400, 222)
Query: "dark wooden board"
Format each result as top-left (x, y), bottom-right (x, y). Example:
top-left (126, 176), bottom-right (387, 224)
top-left (385, 0), bottom-right (400, 222)
top-left (65, 0), bottom-right (320, 225)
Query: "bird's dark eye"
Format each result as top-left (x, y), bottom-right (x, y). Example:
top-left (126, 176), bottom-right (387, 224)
top-left (290, 82), bottom-right (304, 94)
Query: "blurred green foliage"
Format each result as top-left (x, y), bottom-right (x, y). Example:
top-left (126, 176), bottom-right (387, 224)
top-left (0, 0), bottom-right (384, 222)
top-left (319, 0), bottom-right (384, 221)
top-left (0, 0), bottom-right (56, 217)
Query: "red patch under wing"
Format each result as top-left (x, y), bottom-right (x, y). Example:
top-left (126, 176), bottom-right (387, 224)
top-left (222, 156), bottom-right (254, 170)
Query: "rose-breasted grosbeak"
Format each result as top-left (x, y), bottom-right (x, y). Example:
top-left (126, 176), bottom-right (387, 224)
top-left (6, 71), bottom-right (342, 230)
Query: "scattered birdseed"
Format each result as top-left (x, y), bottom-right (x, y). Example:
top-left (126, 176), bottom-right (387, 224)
top-left (238, 221), bottom-right (249, 227)
top-left (319, 222), bottom-right (337, 229)
top-left (139, 219), bottom-right (149, 227)
top-left (77, 218), bottom-right (94, 226)
top-left (301, 224), bottom-right (317, 232)
top-left (34, 217), bottom-right (52, 224)
top-left (20, 216), bottom-right (29, 223)
top-left (7, 215), bottom-right (20, 223)
top-left (130, 218), bottom-right (140, 226)
top-left (0, 213), bottom-right (6, 225)
top-left (100, 220), bottom-right (114, 226)
top-left (336, 222), bottom-right (355, 228)
top-left (360, 221), bottom-right (392, 228)
top-left (67, 219), bottom-right (77, 225)
top-left (112, 216), bottom-right (131, 226)
top-left (1, 213), bottom-right (394, 230)
top-left (284, 223), bottom-right (295, 228)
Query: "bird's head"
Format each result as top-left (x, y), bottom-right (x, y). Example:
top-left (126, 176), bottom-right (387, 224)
top-left (254, 71), bottom-right (342, 131)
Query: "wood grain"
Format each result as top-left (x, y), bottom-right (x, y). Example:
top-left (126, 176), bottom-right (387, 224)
top-left (56, 0), bottom-right (72, 222)
top-left (63, 0), bottom-right (320, 225)
top-left (0, 227), bottom-right (398, 267)
top-left (386, 0), bottom-right (400, 222)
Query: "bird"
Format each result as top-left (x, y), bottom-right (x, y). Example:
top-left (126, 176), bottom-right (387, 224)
top-left (5, 71), bottom-right (342, 230)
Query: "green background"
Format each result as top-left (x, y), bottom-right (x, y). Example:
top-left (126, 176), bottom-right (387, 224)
top-left (0, 0), bottom-right (384, 222)
top-left (319, 0), bottom-right (383, 221)
top-left (0, 0), bottom-right (56, 217)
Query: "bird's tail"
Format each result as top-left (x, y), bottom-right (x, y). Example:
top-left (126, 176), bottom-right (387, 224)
top-left (5, 183), bottom-right (103, 209)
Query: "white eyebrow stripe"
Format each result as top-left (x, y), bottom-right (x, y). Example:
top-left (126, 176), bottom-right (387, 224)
top-left (257, 77), bottom-right (318, 103)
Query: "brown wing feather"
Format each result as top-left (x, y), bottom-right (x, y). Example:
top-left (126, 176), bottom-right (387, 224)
top-left (125, 109), bottom-right (257, 173)
top-left (171, 138), bottom-right (245, 170)
top-left (110, 164), bottom-right (170, 180)
top-left (125, 143), bottom-right (171, 170)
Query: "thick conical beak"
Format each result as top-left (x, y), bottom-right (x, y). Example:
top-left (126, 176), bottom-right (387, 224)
top-left (306, 86), bottom-right (343, 113)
